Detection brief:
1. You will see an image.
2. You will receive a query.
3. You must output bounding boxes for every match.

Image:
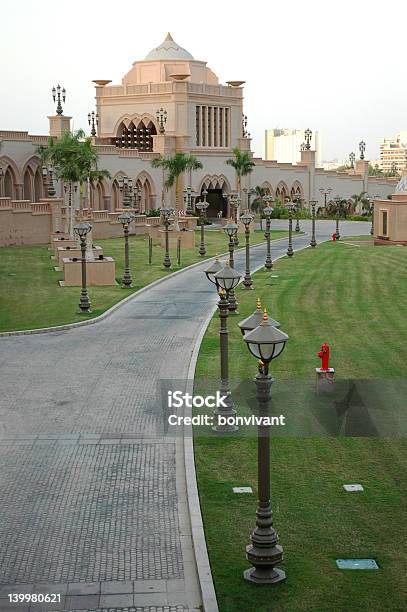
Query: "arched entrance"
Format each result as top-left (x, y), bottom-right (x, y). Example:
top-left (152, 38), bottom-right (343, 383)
top-left (198, 176), bottom-right (231, 218)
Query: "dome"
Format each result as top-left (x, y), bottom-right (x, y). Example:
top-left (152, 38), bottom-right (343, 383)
top-left (145, 33), bottom-right (194, 61)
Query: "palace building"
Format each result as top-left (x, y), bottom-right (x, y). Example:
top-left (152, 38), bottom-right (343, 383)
top-left (0, 33), bottom-right (397, 246)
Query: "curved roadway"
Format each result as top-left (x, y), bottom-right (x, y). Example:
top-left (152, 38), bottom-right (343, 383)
top-left (0, 220), bottom-right (370, 612)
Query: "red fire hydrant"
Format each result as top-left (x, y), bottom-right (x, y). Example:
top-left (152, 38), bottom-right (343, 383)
top-left (331, 232), bottom-right (337, 241)
top-left (317, 342), bottom-right (330, 371)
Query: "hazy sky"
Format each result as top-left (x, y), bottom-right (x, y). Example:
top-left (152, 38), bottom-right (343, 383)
top-left (1, 0), bottom-right (405, 161)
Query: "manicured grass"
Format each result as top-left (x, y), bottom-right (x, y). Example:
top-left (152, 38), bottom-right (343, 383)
top-left (0, 229), bottom-right (287, 332)
top-left (194, 241), bottom-right (407, 611)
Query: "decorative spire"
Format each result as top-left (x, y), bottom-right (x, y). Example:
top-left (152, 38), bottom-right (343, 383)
top-left (263, 308), bottom-right (268, 321)
top-left (165, 32), bottom-right (174, 41)
top-left (256, 297), bottom-right (261, 311)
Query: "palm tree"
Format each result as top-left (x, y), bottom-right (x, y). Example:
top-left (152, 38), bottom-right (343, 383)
top-left (37, 130), bottom-right (110, 237)
top-left (250, 186), bottom-right (267, 228)
top-left (185, 153), bottom-right (203, 188)
top-left (151, 152), bottom-right (202, 209)
top-left (348, 191), bottom-right (370, 215)
top-left (226, 147), bottom-right (255, 196)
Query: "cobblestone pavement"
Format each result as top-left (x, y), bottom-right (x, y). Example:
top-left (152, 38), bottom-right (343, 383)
top-left (0, 221), bottom-right (369, 612)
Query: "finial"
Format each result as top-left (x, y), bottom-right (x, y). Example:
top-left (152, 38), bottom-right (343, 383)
top-left (256, 297), bottom-right (261, 311)
top-left (165, 32), bottom-right (174, 41)
top-left (263, 308), bottom-right (268, 321)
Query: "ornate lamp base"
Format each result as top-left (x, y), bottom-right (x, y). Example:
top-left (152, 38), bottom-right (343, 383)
top-left (244, 542), bottom-right (286, 585)
top-left (244, 566), bottom-right (286, 585)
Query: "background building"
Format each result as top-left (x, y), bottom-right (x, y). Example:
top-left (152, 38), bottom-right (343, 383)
top-left (380, 131), bottom-right (407, 174)
top-left (264, 128), bottom-right (322, 166)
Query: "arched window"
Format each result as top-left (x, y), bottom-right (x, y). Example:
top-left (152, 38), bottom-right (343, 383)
top-left (34, 169), bottom-right (43, 201)
top-left (4, 166), bottom-right (16, 198)
top-left (112, 179), bottom-right (121, 210)
top-left (115, 120), bottom-right (157, 151)
top-left (23, 167), bottom-right (34, 201)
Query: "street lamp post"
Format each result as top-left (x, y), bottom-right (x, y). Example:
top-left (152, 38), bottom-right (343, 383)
top-left (349, 152), bottom-right (355, 168)
top-left (52, 84), bottom-right (66, 115)
top-left (42, 165), bottom-right (56, 197)
top-left (241, 309), bottom-right (289, 584)
top-left (223, 220), bottom-right (239, 313)
top-left (229, 195), bottom-right (241, 246)
top-left (74, 222), bottom-right (92, 313)
top-left (294, 195), bottom-right (301, 232)
top-left (319, 187), bottom-right (332, 209)
top-left (243, 187), bottom-right (256, 212)
top-left (156, 108), bottom-right (167, 134)
top-left (88, 111), bottom-right (99, 137)
top-left (286, 202), bottom-right (295, 257)
top-left (309, 199), bottom-right (318, 247)
top-left (196, 190), bottom-right (209, 256)
top-left (241, 210), bottom-right (254, 289)
top-left (263, 196), bottom-right (274, 270)
top-left (359, 140), bottom-right (366, 160)
top-left (161, 207), bottom-right (172, 268)
top-left (334, 196), bottom-right (341, 239)
top-left (205, 260), bottom-right (242, 433)
top-left (205, 257), bottom-right (240, 433)
top-left (118, 212), bottom-right (135, 287)
top-left (184, 186), bottom-right (195, 215)
top-left (304, 128), bottom-right (312, 150)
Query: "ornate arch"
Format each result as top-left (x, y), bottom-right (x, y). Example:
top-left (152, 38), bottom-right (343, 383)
top-left (261, 181), bottom-right (274, 196)
top-left (113, 113), bottom-right (158, 150)
top-left (0, 155), bottom-right (22, 199)
top-left (290, 180), bottom-right (304, 204)
top-left (275, 181), bottom-right (289, 204)
top-left (198, 174), bottom-right (231, 194)
top-left (134, 170), bottom-right (156, 212)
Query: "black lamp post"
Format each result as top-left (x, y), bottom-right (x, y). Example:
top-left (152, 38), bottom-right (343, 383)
top-left (359, 140), bottom-right (366, 160)
top-left (196, 190), bottom-right (209, 256)
top-left (286, 202), bottom-right (295, 257)
top-left (223, 220), bottom-right (239, 313)
top-left (349, 152), bottom-right (355, 168)
top-left (242, 309), bottom-right (289, 584)
top-left (205, 259), bottom-right (242, 432)
top-left (184, 186), bottom-right (195, 215)
top-left (319, 187), bottom-right (332, 209)
top-left (156, 108), bottom-right (167, 134)
top-left (161, 207), bottom-right (172, 268)
top-left (118, 212), bottom-right (135, 287)
top-left (304, 128), bottom-right (312, 150)
top-left (241, 210), bottom-right (254, 289)
top-left (309, 200), bottom-right (318, 247)
top-left (294, 195), bottom-right (301, 232)
top-left (263, 196), bottom-right (274, 270)
top-left (210, 263), bottom-right (242, 432)
top-left (42, 165), bottom-right (56, 197)
top-left (119, 176), bottom-right (130, 208)
top-left (229, 195), bottom-right (241, 246)
top-left (52, 84), bottom-right (66, 115)
top-left (243, 187), bottom-right (256, 211)
top-left (88, 111), bottom-right (99, 137)
top-left (73, 222), bottom-right (92, 313)
top-left (334, 196), bottom-right (341, 239)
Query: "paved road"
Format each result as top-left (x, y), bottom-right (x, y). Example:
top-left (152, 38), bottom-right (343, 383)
top-left (0, 221), bottom-right (370, 612)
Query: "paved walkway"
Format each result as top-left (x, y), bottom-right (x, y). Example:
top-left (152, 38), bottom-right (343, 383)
top-left (0, 221), bottom-right (370, 612)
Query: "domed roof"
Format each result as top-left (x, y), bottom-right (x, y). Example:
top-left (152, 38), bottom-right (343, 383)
top-left (145, 33), bottom-right (194, 61)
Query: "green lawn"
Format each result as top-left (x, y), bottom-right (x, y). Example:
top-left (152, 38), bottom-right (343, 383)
top-left (0, 229), bottom-right (287, 332)
top-left (194, 241), bottom-right (407, 611)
